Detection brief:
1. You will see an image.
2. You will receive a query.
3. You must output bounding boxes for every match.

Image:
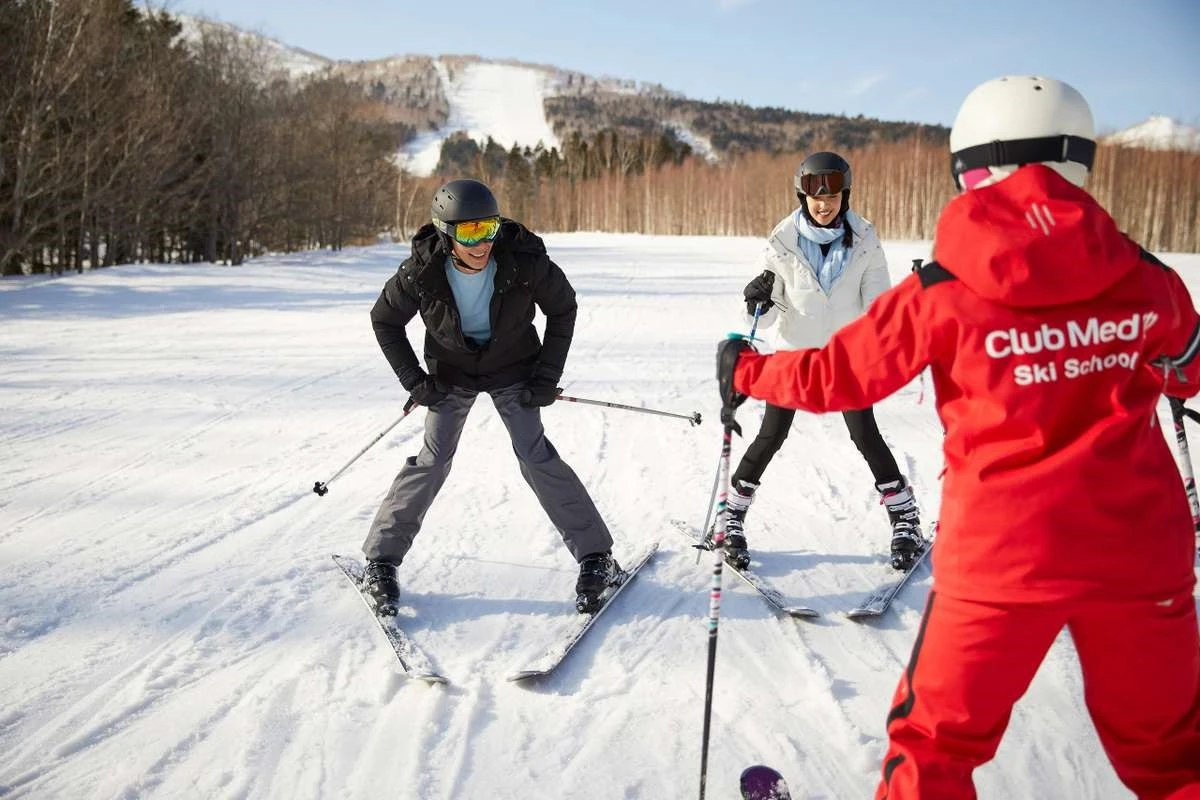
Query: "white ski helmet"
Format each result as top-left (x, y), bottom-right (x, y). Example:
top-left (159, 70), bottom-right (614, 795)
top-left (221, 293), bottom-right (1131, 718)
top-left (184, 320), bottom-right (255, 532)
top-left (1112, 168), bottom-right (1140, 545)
top-left (949, 75), bottom-right (1096, 190)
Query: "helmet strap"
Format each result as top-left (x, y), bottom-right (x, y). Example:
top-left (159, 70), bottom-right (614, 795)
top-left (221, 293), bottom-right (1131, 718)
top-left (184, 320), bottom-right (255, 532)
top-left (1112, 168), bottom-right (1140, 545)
top-left (442, 235), bottom-right (487, 273)
top-left (451, 252), bottom-right (486, 273)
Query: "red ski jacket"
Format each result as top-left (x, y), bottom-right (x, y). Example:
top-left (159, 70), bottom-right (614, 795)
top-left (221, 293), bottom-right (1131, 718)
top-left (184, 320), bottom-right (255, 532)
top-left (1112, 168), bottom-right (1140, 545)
top-left (734, 165), bottom-right (1200, 603)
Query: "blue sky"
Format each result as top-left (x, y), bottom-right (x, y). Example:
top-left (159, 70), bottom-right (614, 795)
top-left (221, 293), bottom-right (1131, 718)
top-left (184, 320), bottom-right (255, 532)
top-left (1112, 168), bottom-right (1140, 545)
top-left (165, 0), bottom-right (1198, 133)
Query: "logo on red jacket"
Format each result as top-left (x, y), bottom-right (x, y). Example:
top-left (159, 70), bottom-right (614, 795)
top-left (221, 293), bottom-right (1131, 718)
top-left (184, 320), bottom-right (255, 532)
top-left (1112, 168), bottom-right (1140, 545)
top-left (985, 312), bottom-right (1156, 386)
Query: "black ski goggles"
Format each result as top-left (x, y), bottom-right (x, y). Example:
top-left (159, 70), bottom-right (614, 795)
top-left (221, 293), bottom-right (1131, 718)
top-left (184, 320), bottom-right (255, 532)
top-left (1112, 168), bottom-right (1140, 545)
top-left (798, 171), bottom-right (848, 196)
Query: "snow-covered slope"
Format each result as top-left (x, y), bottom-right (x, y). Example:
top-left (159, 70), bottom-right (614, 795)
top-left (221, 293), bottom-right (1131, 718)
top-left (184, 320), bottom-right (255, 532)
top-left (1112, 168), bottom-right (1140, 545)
top-left (1103, 115), bottom-right (1200, 151)
top-left (666, 122), bottom-right (720, 163)
top-left (401, 60), bottom-right (562, 176)
top-left (1, 236), bottom-right (1197, 799)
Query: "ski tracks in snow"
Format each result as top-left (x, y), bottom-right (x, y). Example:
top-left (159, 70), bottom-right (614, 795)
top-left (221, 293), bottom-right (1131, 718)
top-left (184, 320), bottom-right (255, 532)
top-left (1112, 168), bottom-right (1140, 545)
top-left (0, 239), bottom-right (1154, 798)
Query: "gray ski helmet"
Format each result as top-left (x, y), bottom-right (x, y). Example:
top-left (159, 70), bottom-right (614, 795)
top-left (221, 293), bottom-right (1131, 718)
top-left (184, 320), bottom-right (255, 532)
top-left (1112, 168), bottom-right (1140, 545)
top-left (794, 151), bottom-right (852, 200)
top-left (431, 179), bottom-right (500, 236)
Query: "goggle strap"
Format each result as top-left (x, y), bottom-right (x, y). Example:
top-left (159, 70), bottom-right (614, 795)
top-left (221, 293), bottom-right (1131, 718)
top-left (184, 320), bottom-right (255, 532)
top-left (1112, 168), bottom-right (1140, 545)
top-left (951, 135), bottom-right (1096, 179)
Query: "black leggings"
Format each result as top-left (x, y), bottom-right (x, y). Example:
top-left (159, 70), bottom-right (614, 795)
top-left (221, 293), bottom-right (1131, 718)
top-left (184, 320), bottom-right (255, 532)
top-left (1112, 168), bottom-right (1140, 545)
top-left (731, 403), bottom-right (902, 489)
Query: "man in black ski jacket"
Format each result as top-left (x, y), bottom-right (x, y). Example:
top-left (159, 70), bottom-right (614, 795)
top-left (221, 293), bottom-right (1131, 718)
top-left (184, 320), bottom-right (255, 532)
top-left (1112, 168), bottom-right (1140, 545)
top-left (361, 179), bottom-right (620, 615)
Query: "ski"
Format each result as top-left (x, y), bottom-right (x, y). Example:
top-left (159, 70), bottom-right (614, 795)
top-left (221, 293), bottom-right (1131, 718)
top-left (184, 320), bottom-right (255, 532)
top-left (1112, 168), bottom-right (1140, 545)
top-left (846, 537), bottom-right (934, 620)
top-left (740, 765), bottom-right (792, 800)
top-left (670, 520), bottom-right (819, 619)
top-left (331, 554), bottom-right (447, 684)
top-left (507, 542), bottom-right (658, 682)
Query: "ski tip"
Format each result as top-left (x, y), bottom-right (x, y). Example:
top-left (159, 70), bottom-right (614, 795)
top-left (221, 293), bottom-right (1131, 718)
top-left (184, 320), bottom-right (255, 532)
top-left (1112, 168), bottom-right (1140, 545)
top-left (846, 608), bottom-right (884, 620)
top-left (785, 607), bottom-right (820, 619)
top-left (740, 764), bottom-right (792, 800)
top-left (412, 673), bottom-right (449, 685)
top-left (506, 669), bottom-right (547, 683)
top-left (331, 553), bottom-right (361, 570)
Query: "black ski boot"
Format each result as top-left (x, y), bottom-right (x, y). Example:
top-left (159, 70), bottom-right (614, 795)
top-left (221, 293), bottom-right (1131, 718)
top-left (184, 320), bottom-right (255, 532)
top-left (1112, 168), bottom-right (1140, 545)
top-left (575, 551), bottom-right (624, 614)
top-left (363, 560), bottom-right (401, 617)
top-left (878, 478), bottom-right (926, 571)
top-left (706, 480), bottom-right (756, 570)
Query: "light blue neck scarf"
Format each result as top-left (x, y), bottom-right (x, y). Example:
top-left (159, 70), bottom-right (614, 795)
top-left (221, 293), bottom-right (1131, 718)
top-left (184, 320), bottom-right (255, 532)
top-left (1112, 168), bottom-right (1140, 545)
top-left (794, 210), bottom-right (847, 296)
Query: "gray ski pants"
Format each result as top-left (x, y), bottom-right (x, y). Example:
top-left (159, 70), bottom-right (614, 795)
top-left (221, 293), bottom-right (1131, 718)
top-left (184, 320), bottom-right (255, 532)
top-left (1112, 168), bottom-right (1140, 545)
top-left (362, 383), bottom-right (613, 564)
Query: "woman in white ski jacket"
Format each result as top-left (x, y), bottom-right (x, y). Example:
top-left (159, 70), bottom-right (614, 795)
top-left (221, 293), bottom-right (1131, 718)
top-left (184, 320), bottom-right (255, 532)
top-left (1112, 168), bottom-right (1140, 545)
top-left (719, 152), bottom-right (925, 573)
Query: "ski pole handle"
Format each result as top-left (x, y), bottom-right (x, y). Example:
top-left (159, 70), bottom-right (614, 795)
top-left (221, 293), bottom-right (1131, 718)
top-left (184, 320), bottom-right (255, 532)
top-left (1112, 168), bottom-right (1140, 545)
top-left (556, 394), bottom-right (702, 426)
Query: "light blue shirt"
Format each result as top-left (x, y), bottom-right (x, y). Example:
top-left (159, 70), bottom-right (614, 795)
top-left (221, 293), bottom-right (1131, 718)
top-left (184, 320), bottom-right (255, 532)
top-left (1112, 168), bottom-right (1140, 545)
top-left (446, 256), bottom-right (496, 344)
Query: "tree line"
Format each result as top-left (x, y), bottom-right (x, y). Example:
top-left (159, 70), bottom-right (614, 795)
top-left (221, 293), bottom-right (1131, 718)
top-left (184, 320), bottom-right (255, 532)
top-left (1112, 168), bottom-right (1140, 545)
top-left (2, 1), bottom-right (1196, 279)
top-left (0, 0), bottom-right (403, 276)
top-left (408, 134), bottom-right (1199, 253)
top-left (545, 92), bottom-right (944, 155)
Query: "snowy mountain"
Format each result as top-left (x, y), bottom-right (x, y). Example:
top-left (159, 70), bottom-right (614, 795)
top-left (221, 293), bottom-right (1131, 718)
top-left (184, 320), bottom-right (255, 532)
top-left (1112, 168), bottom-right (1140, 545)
top-left (172, 14), bottom-right (686, 175)
top-left (2, 235), bottom-right (1198, 798)
top-left (346, 54), bottom-right (692, 176)
top-left (174, 14), bottom-right (332, 79)
top-left (168, 14), bottom-right (933, 177)
top-left (1102, 115), bottom-right (1200, 151)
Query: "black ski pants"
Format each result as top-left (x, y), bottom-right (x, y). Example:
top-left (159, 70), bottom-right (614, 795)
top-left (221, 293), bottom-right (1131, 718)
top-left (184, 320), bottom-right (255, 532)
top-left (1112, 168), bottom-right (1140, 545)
top-left (731, 403), bottom-right (902, 489)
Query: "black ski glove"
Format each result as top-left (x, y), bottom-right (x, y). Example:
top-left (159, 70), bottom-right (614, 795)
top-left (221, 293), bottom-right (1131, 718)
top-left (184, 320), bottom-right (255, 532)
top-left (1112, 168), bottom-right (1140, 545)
top-left (520, 380), bottom-right (562, 408)
top-left (743, 270), bottom-right (776, 315)
top-left (716, 337), bottom-right (755, 435)
top-left (408, 374), bottom-right (448, 408)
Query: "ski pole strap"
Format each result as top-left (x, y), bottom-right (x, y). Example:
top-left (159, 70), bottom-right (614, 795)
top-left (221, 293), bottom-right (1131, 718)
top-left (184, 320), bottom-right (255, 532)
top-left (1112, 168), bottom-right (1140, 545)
top-left (556, 394), bottom-right (702, 426)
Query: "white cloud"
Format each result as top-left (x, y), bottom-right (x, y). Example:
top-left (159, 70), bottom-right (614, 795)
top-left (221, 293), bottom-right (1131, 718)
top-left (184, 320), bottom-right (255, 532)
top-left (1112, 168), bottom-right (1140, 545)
top-left (850, 73), bottom-right (887, 96)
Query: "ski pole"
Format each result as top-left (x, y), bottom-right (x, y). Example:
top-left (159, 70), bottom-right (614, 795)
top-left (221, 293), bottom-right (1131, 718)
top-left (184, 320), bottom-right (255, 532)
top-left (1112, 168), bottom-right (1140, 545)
top-left (1168, 397), bottom-right (1200, 552)
top-left (696, 448), bottom-right (724, 562)
top-left (748, 301), bottom-right (765, 341)
top-left (699, 406), bottom-right (735, 800)
top-left (697, 304), bottom-right (765, 561)
top-left (312, 397), bottom-right (418, 496)
top-left (556, 394), bottom-right (702, 426)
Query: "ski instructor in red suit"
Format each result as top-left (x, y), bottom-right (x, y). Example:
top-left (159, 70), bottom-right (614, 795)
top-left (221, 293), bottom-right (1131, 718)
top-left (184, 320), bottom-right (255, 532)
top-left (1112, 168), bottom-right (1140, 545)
top-left (717, 75), bottom-right (1200, 799)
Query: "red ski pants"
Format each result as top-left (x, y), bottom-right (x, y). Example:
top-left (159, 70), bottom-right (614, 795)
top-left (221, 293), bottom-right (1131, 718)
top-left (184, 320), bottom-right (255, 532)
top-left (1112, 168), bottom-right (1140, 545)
top-left (875, 589), bottom-right (1200, 800)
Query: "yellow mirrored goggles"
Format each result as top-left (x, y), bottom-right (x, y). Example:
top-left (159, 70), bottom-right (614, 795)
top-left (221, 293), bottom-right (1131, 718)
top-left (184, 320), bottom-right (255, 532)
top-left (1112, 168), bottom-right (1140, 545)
top-left (450, 216), bottom-right (501, 246)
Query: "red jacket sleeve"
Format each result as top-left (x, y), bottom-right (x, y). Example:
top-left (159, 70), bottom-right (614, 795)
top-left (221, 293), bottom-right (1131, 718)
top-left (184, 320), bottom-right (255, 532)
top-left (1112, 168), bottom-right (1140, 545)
top-left (1156, 267), bottom-right (1200, 398)
top-left (733, 275), bottom-right (933, 413)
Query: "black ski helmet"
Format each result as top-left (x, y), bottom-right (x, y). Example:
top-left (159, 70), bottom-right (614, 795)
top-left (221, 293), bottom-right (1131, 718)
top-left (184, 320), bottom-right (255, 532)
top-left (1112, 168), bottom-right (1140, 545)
top-left (795, 151), bottom-right (852, 201)
top-left (431, 179), bottom-right (500, 236)
top-left (795, 151), bottom-right (852, 228)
